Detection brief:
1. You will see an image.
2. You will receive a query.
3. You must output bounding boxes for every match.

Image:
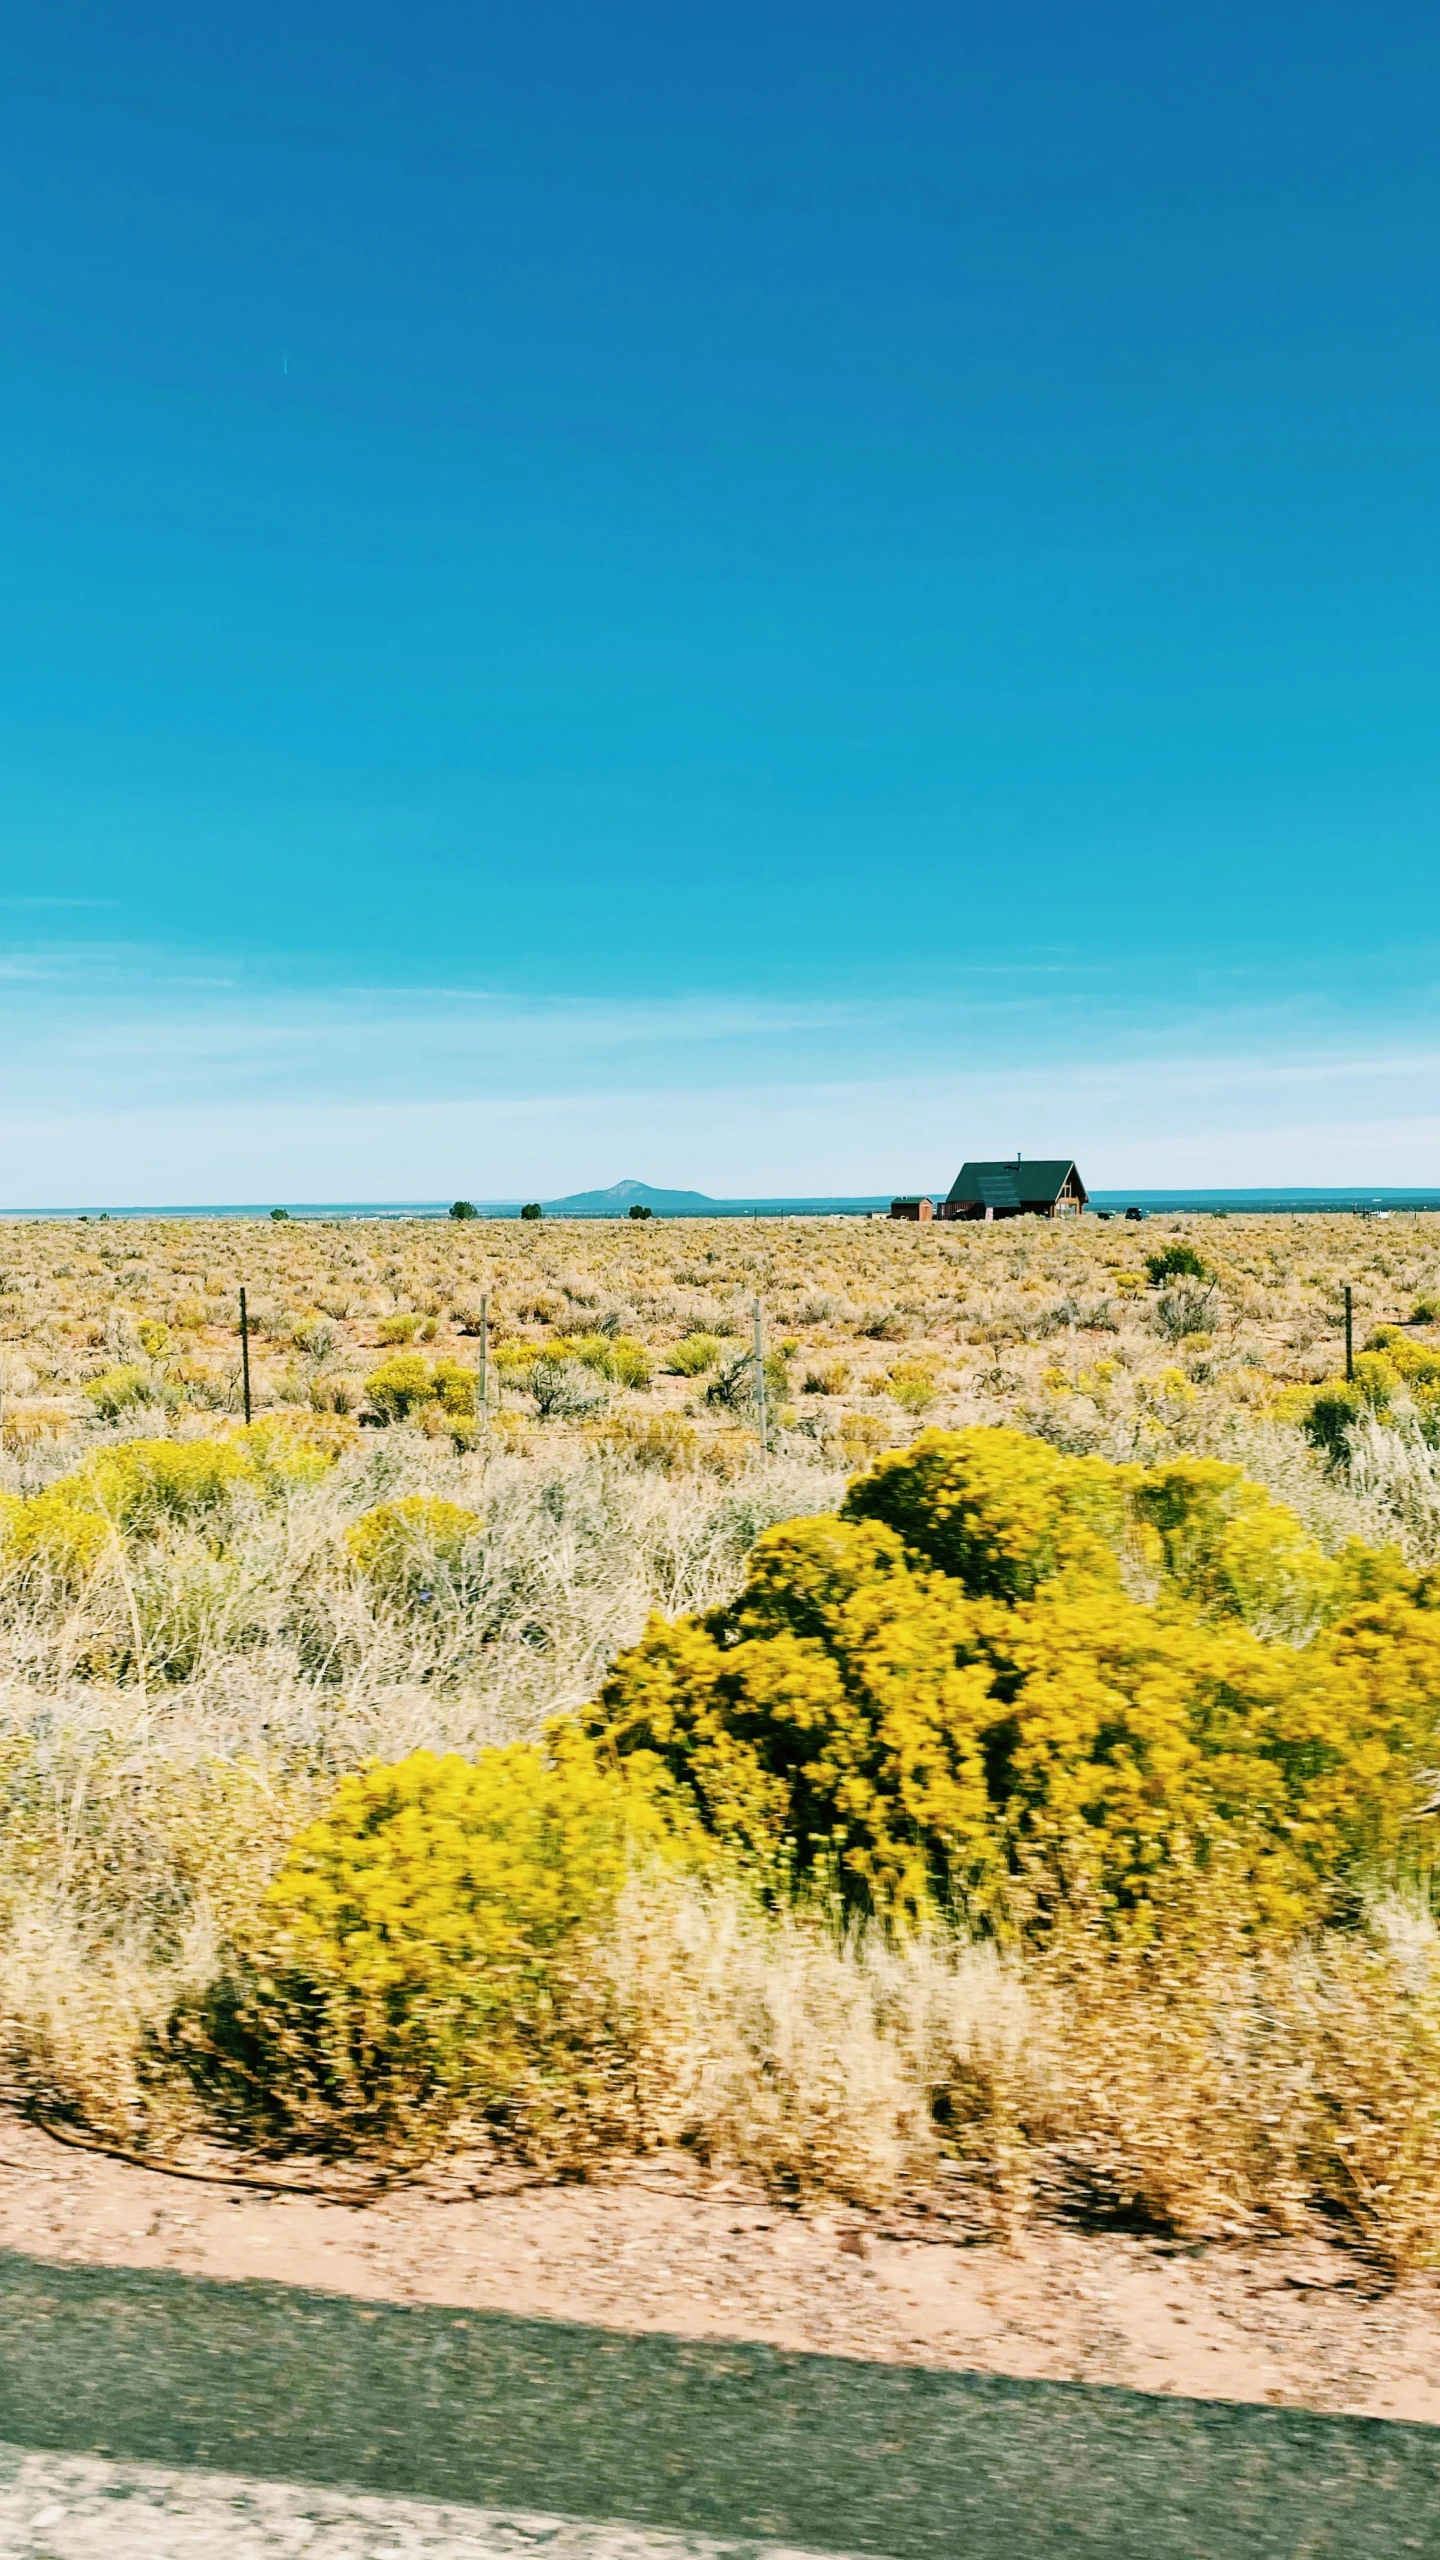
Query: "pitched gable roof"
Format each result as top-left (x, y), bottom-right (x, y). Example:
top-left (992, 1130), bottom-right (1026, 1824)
top-left (946, 1159), bottom-right (1085, 1208)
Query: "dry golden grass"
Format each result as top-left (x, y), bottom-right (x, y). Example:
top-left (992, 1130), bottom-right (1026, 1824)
top-left (481, 1865), bottom-right (1440, 2272)
top-left (3, 1202), bottom-right (1438, 1522)
top-left (2, 1207), bottom-right (1440, 2263)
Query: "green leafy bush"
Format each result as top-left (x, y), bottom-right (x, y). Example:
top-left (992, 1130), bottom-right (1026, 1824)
top-left (83, 1364), bottom-right (155, 1421)
top-left (705, 1349), bottom-right (788, 1413)
top-left (667, 1333), bottom-right (724, 1376)
top-left (1306, 1383), bottom-right (1366, 1463)
top-left (1145, 1243), bottom-right (1208, 1285)
top-left (375, 1314), bottom-right (421, 1345)
top-left (608, 1336), bottom-right (652, 1390)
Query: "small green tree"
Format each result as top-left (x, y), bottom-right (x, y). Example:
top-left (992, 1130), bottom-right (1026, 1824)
top-left (270, 1207), bottom-right (291, 1222)
top-left (1146, 1242), bottom-right (1207, 1285)
top-left (520, 1202), bottom-right (543, 1221)
top-left (449, 1199), bottom-right (478, 1220)
top-left (628, 1203), bottom-right (653, 1220)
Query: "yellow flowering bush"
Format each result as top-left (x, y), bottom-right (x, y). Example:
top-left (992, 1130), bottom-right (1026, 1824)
top-left (1364, 1328), bottom-right (1440, 1443)
top-left (361, 1352), bottom-right (477, 1424)
top-left (608, 1336), bottom-right (652, 1390)
top-left (1130, 1456), bottom-right (1347, 1637)
top-left (429, 1358), bottom-right (478, 1416)
top-left (492, 1340), bottom-right (537, 1381)
top-left (363, 1353), bottom-right (432, 1420)
top-left (233, 1738), bottom-right (685, 2150)
top-left (842, 1427), bottom-right (1140, 1600)
top-left (0, 1483), bottom-right (115, 1583)
top-left (528, 1332), bottom-right (654, 1390)
top-left (1287, 1328), bottom-right (1440, 1460)
top-left (345, 1494), bottom-right (481, 1602)
top-left (589, 1515), bottom-right (999, 1912)
top-left (1370, 1325), bottom-right (1440, 1390)
top-left (0, 1424), bottom-right (334, 1585)
top-left (588, 1429), bottom-right (1440, 1926)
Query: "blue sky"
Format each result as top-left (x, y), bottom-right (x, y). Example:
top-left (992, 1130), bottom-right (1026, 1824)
top-left (3, 0), bottom-right (1440, 1203)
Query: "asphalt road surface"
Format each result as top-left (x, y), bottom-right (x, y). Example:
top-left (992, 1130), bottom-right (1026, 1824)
top-left (0, 2250), bottom-right (1436, 2558)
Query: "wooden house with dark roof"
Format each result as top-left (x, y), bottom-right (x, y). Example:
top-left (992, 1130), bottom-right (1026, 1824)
top-left (941, 1158), bottom-right (1087, 1221)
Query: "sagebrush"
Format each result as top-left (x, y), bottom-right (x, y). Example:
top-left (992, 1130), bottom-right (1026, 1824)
top-left (3, 1207), bottom-right (1440, 2261)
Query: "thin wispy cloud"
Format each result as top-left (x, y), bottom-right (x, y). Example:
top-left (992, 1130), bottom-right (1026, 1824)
top-left (4, 1004), bottom-right (1439, 1204)
top-left (5, 941), bottom-right (1440, 1120)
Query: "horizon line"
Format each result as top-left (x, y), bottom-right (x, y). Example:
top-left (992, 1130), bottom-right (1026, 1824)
top-left (4, 1183), bottom-right (1440, 1223)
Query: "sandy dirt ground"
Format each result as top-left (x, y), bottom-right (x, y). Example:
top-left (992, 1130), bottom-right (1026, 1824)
top-left (0, 2452), bottom-right (815, 2560)
top-left (2, 2115), bottom-right (1439, 2427)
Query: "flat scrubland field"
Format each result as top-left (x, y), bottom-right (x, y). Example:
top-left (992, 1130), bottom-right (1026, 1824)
top-left (5, 1206), bottom-right (1440, 2333)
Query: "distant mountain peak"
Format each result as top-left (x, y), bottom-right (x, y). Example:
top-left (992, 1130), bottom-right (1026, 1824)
top-left (542, 1176), bottom-right (721, 1215)
top-left (587, 1178), bottom-right (666, 1203)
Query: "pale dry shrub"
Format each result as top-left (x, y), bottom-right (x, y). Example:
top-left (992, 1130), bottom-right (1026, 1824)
top-left (589, 1874), bottom-right (1440, 2266)
top-left (1031, 1880), bottom-right (1440, 2271)
top-left (1343, 1411), bottom-right (1440, 1558)
top-left (617, 1872), bottom-right (1440, 2267)
top-left (0, 1893), bottom-right (210, 2145)
top-left (606, 1879), bottom-right (953, 2203)
top-left (1043, 1896), bottom-right (1315, 2241)
top-left (355, 1869), bottom-right (1059, 2213)
top-left (1, 1404), bottom-right (73, 1453)
top-left (0, 1433), bottom-right (847, 1740)
top-left (1295, 1916), bottom-right (1440, 2272)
